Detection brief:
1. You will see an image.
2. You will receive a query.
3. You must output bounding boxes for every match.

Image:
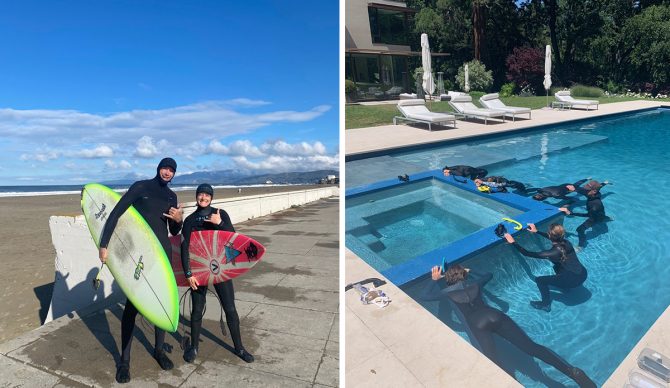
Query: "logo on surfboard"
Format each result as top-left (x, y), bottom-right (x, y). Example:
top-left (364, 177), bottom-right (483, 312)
top-left (94, 203), bottom-right (107, 221)
top-left (134, 256), bottom-right (144, 280)
top-left (210, 259), bottom-right (220, 274)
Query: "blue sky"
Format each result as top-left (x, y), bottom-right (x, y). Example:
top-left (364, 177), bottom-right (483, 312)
top-left (0, 1), bottom-right (339, 185)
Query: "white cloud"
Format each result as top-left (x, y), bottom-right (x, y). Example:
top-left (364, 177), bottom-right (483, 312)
top-left (222, 98), bottom-right (271, 107)
top-left (76, 145), bottom-right (114, 158)
top-left (135, 136), bottom-right (164, 158)
top-left (20, 150), bottom-right (60, 162)
top-left (230, 154), bottom-right (339, 172)
top-left (0, 101), bottom-right (331, 149)
top-left (119, 160), bottom-right (132, 169)
top-left (260, 140), bottom-right (326, 156)
top-left (207, 139), bottom-right (263, 157)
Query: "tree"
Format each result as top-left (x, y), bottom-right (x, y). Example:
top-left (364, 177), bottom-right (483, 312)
top-left (506, 47), bottom-right (545, 94)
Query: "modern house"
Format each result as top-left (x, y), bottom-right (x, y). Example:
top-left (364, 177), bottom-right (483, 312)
top-left (345, 0), bottom-right (447, 101)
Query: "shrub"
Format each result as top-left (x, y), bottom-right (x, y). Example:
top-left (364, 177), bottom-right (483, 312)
top-left (345, 79), bottom-right (357, 94)
top-left (570, 84), bottom-right (604, 98)
top-left (506, 47), bottom-right (545, 94)
top-left (499, 82), bottom-right (516, 97)
top-left (455, 60), bottom-right (493, 92)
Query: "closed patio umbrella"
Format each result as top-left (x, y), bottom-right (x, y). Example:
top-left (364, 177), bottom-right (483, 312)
top-left (464, 63), bottom-right (470, 93)
top-left (421, 33), bottom-right (435, 100)
top-left (543, 45), bottom-right (552, 107)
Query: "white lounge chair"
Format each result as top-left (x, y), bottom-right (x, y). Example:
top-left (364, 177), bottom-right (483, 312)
top-left (554, 91), bottom-right (599, 110)
top-left (448, 95), bottom-right (507, 124)
top-left (479, 93), bottom-right (531, 121)
top-left (393, 99), bottom-right (457, 131)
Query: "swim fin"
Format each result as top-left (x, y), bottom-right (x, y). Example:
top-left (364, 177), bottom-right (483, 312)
top-left (494, 223), bottom-right (507, 238)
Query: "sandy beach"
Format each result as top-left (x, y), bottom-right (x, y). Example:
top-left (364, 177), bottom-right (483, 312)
top-left (0, 184), bottom-right (327, 343)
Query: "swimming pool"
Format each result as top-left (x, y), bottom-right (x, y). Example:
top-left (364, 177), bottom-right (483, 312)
top-left (345, 108), bottom-right (670, 386)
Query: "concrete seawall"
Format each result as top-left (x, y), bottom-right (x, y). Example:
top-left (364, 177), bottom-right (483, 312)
top-left (45, 186), bottom-right (339, 324)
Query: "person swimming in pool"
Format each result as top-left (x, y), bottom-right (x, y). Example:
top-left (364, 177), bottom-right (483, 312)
top-left (420, 264), bottom-right (596, 387)
top-left (503, 223), bottom-right (588, 312)
top-left (442, 165), bottom-right (488, 180)
top-left (559, 180), bottom-right (611, 248)
top-left (474, 176), bottom-right (526, 193)
top-left (525, 178), bottom-right (590, 203)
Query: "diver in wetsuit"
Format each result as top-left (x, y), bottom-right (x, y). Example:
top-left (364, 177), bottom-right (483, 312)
top-left (99, 157), bottom-right (183, 384)
top-left (525, 178), bottom-right (589, 203)
top-left (181, 184), bottom-right (254, 364)
top-left (504, 224), bottom-right (588, 312)
top-left (442, 165), bottom-right (488, 180)
top-left (474, 176), bottom-right (526, 193)
top-left (421, 264), bottom-right (596, 388)
top-left (560, 180), bottom-right (611, 248)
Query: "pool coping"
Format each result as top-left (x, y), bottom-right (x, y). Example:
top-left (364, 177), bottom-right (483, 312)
top-left (345, 101), bottom-right (670, 386)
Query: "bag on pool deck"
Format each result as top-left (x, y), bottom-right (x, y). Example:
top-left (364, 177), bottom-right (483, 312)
top-left (353, 283), bottom-right (391, 308)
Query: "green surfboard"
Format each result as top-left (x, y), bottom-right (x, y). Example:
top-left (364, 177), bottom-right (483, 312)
top-left (81, 183), bottom-right (179, 332)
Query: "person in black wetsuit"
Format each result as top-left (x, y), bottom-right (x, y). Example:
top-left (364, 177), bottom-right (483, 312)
top-left (504, 223), bottom-right (588, 312)
top-left (474, 176), bottom-right (526, 192)
top-left (442, 165), bottom-right (488, 180)
top-left (526, 178), bottom-right (590, 203)
top-left (181, 183), bottom-right (254, 364)
top-left (559, 180), bottom-right (611, 248)
top-left (99, 157), bottom-right (183, 384)
top-left (421, 264), bottom-right (596, 388)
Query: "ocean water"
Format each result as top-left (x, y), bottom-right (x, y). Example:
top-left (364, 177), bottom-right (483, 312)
top-left (345, 108), bottom-right (670, 386)
top-left (0, 183), bottom-right (297, 197)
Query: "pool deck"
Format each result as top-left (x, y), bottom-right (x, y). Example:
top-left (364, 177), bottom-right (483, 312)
top-left (346, 100), bottom-right (662, 156)
top-left (345, 100), bottom-right (669, 387)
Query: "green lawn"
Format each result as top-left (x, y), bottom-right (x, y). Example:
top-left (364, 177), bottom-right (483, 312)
top-left (345, 94), bottom-right (668, 129)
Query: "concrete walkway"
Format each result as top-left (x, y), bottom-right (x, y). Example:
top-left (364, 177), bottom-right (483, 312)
top-left (0, 197), bottom-right (339, 387)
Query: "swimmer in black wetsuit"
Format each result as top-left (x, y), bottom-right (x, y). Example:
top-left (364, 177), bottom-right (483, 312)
top-left (181, 184), bottom-right (254, 364)
top-left (99, 158), bottom-right (183, 384)
top-left (474, 176), bottom-right (526, 193)
top-left (442, 165), bottom-right (488, 180)
top-left (526, 178), bottom-right (589, 203)
top-left (421, 264), bottom-right (596, 387)
top-left (560, 180), bottom-right (611, 248)
top-left (504, 223), bottom-right (588, 312)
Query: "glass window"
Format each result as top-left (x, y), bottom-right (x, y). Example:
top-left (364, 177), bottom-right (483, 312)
top-left (368, 7), bottom-right (411, 45)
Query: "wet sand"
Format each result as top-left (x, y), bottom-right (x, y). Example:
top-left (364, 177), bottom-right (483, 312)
top-left (0, 184), bottom-right (326, 343)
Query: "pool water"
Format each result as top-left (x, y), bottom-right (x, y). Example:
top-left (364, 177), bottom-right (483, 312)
top-left (345, 108), bottom-right (670, 386)
top-left (346, 179), bottom-right (523, 270)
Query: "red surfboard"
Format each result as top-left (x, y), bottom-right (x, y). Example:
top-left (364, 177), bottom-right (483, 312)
top-left (169, 230), bottom-right (265, 287)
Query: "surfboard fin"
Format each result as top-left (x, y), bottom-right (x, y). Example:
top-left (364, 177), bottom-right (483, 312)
top-left (92, 263), bottom-right (105, 290)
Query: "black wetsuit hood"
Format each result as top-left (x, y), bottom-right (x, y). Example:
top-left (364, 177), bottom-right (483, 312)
top-left (156, 157), bottom-right (177, 185)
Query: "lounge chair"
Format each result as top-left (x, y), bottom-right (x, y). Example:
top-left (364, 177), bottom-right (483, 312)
top-left (479, 93), bottom-right (531, 121)
top-left (393, 99), bottom-right (457, 131)
top-left (554, 91), bottom-right (599, 110)
top-left (448, 95), bottom-right (507, 124)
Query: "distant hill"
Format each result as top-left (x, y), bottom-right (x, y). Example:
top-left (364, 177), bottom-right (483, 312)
top-left (103, 169), bottom-right (339, 185)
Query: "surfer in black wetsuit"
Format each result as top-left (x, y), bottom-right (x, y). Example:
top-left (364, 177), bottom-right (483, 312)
top-left (99, 157), bottom-right (183, 384)
top-left (421, 265), bottom-right (596, 388)
top-left (525, 178), bottom-right (589, 203)
top-left (504, 223), bottom-right (588, 312)
top-left (442, 165), bottom-right (488, 180)
top-left (560, 180), bottom-right (611, 248)
top-left (180, 183), bottom-right (254, 364)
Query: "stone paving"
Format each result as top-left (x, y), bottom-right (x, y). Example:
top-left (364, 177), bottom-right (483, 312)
top-left (0, 196), bottom-right (339, 387)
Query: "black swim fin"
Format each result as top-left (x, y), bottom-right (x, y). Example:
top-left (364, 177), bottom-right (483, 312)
top-left (494, 223), bottom-right (507, 238)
